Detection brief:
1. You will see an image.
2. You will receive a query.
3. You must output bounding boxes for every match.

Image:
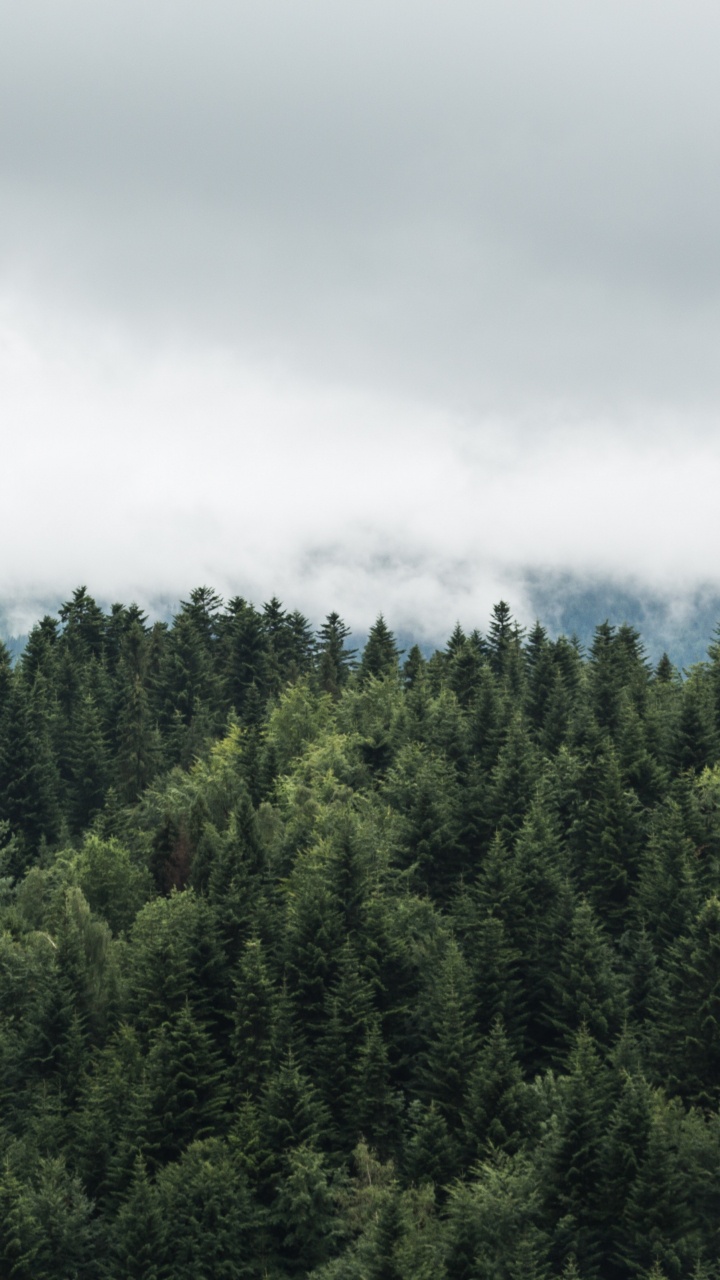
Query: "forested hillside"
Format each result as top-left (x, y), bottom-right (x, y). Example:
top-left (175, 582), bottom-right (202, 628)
top-left (3, 586), bottom-right (720, 1278)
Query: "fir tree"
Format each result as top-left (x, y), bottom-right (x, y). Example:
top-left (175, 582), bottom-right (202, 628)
top-left (359, 616), bottom-right (401, 682)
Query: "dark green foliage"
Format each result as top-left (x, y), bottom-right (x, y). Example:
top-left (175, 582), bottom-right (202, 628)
top-left (547, 897), bottom-right (627, 1059)
top-left (673, 667), bottom-right (719, 774)
top-left (545, 1028), bottom-right (609, 1277)
top-left (403, 1099), bottom-right (459, 1189)
top-left (482, 712), bottom-right (540, 844)
top-left (219, 596), bottom-right (267, 715)
top-left (317, 612), bottom-right (356, 696)
top-left (487, 600), bottom-right (525, 689)
top-left (665, 895), bottom-right (720, 1107)
top-left (359, 615), bottom-right (401, 682)
top-left (144, 1003), bottom-right (229, 1165)
top-left (4, 589), bottom-right (720, 1276)
top-left (0, 1154), bottom-right (98, 1280)
top-left (633, 798), bottom-right (700, 951)
top-left (107, 1156), bottom-right (162, 1279)
top-left (231, 934), bottom-right (276, 1097)
top-left (382, 743), bottom-right (464, 900)
top-left (413, 937), bottom-right (479, 1130)
top-left (462, 1016), bottom-right (529, 1160)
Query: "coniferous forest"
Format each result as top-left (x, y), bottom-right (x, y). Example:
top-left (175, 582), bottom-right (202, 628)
top-left (4, 586), bottom-right (720, 1278)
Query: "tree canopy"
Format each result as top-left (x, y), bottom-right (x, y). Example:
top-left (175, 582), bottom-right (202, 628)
top-left (2, 589), bottom-right (720, 1277)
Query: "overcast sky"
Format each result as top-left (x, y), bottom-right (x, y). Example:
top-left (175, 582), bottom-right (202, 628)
top-left (2, 0), bottom-right (720, 640)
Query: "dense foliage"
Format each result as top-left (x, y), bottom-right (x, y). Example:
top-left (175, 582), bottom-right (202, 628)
top-left (3, 587), bottom-right (720, 1277)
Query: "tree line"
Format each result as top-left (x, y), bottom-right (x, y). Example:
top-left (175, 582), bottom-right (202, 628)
top-left (2, 587), bottom-right (720, 1277)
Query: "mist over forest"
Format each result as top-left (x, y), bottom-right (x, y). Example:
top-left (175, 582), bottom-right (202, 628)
top-left (4, 2), bottom-right (720, 1275)
top-left (3, 579), bottom-right (719, 672)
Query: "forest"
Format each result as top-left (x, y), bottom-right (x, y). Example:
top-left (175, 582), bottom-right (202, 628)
top-left (2, 585), bottom-right (720, 1278)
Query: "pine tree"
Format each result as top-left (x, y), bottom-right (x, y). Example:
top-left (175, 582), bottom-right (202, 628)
top-left (402, 643), bottom-right (426, 691)
top-left (108, 1155), bottom-right (162, 1280)
top-left (382, 742), bottom-right (464, 901)
top-left (316, 612), bottom-right (356, 696)
top-left (349, 1015), bottom-right (399, 1160)
top-left (617, 1096), bottom-right (696, 1280)
top-left (540, 666), bottom-right (576, 756)
top-left (64, 687), bottom-right (110, 833)
top-left (414, 937), bottom-right (479, 1132)
top-left (219, 596), bottom-right (268, 716)
top-left (597, 1071), bottom-right (654, 1278)
top-left (358, 615), bottom-right (401, 683)
top-left (154, 1139), bottom-right (254, 1280)
top-left (447, 635), bottom-right (485, 708)
top-left (144, 1002), bottom-right (229, 1166)
top-left (546, 898), bottom-right (627, 1060)
top-left (231, 935), bottom-right (277, 1098)
top-left (463, 1016), bottom-right (529, 1161)
top-left (569, 742), bottom-right (644, 932)
top-left (487, 601), bottom-right (524, 689)
top-left (482, 713), bottom-right (540, 846)
top-left (316, 940), bottom-right (376, 1144)
top-left (673, 668), bottom-right (719, 774)
top-left (404, 1099), bottom-right (460, 1190)
top-left (545, 1027), bottom-right (609, 1278)
top-left (665, 895), bottom-right (720, 1107)
top-left (633, 798), bottom-right (700, 952)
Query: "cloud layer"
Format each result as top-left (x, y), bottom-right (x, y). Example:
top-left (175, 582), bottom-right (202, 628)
top-left (2, 1), bottom-right (720, 638)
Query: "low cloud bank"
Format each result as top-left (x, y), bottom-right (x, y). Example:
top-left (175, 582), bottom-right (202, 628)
top-left (1, 300), bottom-right (718, 664)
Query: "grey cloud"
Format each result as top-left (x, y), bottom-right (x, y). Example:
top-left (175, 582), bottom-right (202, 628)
top-left (3, 1), bottom-right (720, 413)
top-left (2, 1), bottom-right (720, 643)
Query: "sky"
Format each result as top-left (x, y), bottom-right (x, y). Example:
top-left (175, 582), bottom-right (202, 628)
top-left (2, 0), bottom-right (720, 649)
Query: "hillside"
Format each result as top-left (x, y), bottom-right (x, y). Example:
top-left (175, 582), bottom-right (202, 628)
top-left (1, 588), bottom-right (720, 1278)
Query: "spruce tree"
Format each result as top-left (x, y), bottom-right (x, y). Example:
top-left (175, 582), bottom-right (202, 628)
top-left (359, 616), bottom-right (401, 682)
top-left (462, 1016), bottom-right (529, 1161)
top-left (144, 1002), bottom-right (229, 1166)
top-left (316, 612), bottom-right (356, 697)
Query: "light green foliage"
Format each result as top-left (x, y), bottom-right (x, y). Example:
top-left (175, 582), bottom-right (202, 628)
top-left (265, 677), bottom-right (336, 775)
top-left (125, 888), bottom-right (225, 1033)
top-left (0, 1154), bottom-right (97, 1280)
top-left (5, 591), bottom-right (720, 1276)
top-left (57, 833), bottom-right (152, 935)
top-left (444, 1152), bottom-right (551, 1280)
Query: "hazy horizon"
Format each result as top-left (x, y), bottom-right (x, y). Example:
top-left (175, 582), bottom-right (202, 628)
top-left (3, 2), bottom-right (719, 636)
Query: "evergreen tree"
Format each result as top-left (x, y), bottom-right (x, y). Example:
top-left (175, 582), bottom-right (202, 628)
top-left (403, 1099), bottom-right (459, 1190)
top-left (463, 1016), bottom-right (529, 1161)
top-left (482, 712), bottom-right (540, 846)
top-left (382, 743), bottom-right (464, 901)
top-left (144, 1002), bottom-right (229, 1166)
top-left (219, 596), bottom-right (268, 717)
top-left (569, 742), bottom-right (644, 932)
top-left (0, 1155), bottom-right (98, 1280)
top-left (673, 668), bottom-right (719, 774)
top-left (546, 898), bottom-right (627, 1060)
top-left (58, 585), bottom-right (106, 663)
top-left (402, 643), bottom-right (426, 691)
top-left (107, 1155), bottom-right (162, 1280)
top-left (487, 601), bottom-right (525, 689)
top-left (545, 1028), bottom-right (609, 1278)
top-left (617, 1097), bottom-right (697, 1280)
top-left (316, 612), bottom-right (356, 697)
top-left (231, 935), bottom-right (277, 1099)
top-left (665, 895), bottom-right (720, 1107)
top-left (447, 634), bottom-right (485, 708)
top-left (597, 1071), bottom-right (654, 1278)
top-left (154, 1139), bottom-right (254, 1280)
top-left (633, 798), bottom-right (700, 952)
top-left (359, 616), bottom-right (401, 682)
top-left (414, 937), bottom-right (478, 1132)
